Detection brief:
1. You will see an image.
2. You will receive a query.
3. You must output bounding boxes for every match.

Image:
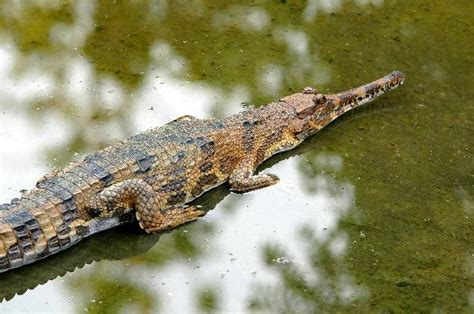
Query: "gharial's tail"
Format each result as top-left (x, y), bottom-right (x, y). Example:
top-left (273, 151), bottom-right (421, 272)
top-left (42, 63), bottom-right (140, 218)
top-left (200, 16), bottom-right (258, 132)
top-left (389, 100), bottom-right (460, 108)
top-left (0, 191), bottom-right (81, 273)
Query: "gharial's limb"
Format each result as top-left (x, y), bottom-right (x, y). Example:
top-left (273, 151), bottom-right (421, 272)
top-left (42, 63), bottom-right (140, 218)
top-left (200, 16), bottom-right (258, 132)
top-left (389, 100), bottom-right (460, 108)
top-left (88, 179), bottom-right (205, 233)
top-left (228, 158), bottom-right (279, 193)
top-left (138, 204), bottom-right (206, 233)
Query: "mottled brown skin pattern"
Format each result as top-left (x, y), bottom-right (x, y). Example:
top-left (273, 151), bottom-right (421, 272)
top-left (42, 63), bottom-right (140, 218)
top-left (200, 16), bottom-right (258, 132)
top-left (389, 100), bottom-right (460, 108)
top-left (0, 71), bottom-right (405, 273)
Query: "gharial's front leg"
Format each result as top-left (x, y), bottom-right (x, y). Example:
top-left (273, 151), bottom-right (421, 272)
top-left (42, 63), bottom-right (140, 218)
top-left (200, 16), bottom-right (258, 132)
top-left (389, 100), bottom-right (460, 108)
top-left (89, 179), bottom-right (205, 233)
top-left (228, 158), bottom-right (279, 193)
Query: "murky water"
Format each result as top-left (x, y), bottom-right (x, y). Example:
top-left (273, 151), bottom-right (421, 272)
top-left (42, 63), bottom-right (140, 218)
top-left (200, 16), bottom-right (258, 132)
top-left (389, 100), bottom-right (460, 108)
top-left (0, 1), bottom-right (472, 313)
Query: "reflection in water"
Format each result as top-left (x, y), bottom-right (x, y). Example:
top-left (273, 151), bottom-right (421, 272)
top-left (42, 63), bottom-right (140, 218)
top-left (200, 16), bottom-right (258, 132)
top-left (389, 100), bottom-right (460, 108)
top-left (195, 284), bottom-right (221, 313)
top-left (0, 182), bottom-right (227, 305)
top-left (249, 228), bottom-right (367, 312)
top-left (66, 156), bottom-right (359, 313)
top-left (212, 6), bottom-right (270, 33)
top-left (69, 268), bottom-right (157, 314)
top-left (0, 218), bottom-right (158, 301)
top-left (248, 153), bottom-right (367, 312)
top-left (0, 0), bottom-right (473, 312)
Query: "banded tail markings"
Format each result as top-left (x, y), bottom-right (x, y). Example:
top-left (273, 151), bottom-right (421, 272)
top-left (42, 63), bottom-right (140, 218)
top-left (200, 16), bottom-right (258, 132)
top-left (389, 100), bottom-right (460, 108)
top-left (4, 208), bottom-right (38, 264)
top-left (25, 192), bottom-right (62, 254)
top-left (35, 179), bottom-right (79, 244)
top-left (59, 171), bottom-right (92, 209)
top-left (62, 157), bottom-right (114, 189)
top-left (0, 223), bottom-right (15, 269)
top-left (36, 180), bottom-right (80, 244)
top-left (34, 189), bottom-right (71, 249)
top-left (0, 222), bottom-right (22, 268)
top-left (0, 235), bottom-right (8, 269)
top-left (44, 177), bottom-right (81, 210)
top-left (12, 198), bottom-right (49, 259)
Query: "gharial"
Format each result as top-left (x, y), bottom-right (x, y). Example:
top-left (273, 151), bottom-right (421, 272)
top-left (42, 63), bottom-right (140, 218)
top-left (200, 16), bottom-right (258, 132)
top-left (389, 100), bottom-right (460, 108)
top-left (0, 71), bottom-right (405, 273)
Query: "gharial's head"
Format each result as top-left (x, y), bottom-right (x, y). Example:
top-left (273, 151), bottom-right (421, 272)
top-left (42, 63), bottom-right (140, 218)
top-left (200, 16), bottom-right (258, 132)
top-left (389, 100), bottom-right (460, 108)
top-left (280, 71), bottom-right (405, 140)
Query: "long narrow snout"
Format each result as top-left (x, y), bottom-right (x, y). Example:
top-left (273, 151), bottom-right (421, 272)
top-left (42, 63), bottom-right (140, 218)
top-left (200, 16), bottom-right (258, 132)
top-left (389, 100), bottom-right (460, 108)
top-left (327, 71), bottom-right (406, 115)
top-left (283, 71), bottom-right (406, 141)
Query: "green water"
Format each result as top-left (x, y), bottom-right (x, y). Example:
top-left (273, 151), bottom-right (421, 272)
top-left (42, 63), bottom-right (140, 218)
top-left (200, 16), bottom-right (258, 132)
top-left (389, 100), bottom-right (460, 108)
top-left (0, 1), bottom-right (472, 313)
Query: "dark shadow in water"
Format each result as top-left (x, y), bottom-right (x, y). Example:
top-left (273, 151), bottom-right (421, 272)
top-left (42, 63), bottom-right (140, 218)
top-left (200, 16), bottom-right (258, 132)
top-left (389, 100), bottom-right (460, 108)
top-left (0, 215), bottom-right (157, 301)
top-left (0, 183), bottom-right (230, 302)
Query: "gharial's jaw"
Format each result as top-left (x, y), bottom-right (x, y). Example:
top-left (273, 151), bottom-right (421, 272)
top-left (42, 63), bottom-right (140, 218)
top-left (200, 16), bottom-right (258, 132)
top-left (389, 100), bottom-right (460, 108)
top-left (326, 70), bottom-right (405, 113)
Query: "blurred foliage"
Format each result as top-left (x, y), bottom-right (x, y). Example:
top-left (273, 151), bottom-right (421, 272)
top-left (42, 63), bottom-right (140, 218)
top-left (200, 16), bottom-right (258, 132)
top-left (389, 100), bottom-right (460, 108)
top-left (249, 225), bottom-right (365, 313)
top-left (196, 285), bottom-right (221, 313)
top-left (0, 1), bottom-right (73, 52)
top-left (69, 266), bottom-right (157, 314)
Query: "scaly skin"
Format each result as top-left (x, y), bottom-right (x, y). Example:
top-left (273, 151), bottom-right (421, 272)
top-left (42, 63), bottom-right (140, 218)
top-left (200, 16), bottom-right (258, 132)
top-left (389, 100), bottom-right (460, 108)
top-left (0, 71), bottom-right (405, 273)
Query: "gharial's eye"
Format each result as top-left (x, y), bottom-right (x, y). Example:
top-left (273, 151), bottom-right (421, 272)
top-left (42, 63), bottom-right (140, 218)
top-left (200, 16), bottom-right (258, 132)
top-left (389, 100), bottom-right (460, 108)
top-left (313, 94), bottom-right (327, 105)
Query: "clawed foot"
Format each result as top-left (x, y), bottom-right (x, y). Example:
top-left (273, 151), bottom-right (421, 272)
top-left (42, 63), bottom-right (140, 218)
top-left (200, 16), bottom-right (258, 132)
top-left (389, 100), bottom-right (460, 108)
top-left (137, 205), bottom-right (206, 234)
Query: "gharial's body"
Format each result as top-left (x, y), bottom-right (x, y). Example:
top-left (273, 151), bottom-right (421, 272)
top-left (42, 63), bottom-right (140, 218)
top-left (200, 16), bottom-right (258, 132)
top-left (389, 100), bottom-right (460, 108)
top-left (0, 71), bottom-right (405, 273)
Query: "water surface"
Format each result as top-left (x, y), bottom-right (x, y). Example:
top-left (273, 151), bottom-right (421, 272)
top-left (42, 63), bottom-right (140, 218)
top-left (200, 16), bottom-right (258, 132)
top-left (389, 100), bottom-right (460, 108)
top-left (0, 1), bottom-right (472, 313)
